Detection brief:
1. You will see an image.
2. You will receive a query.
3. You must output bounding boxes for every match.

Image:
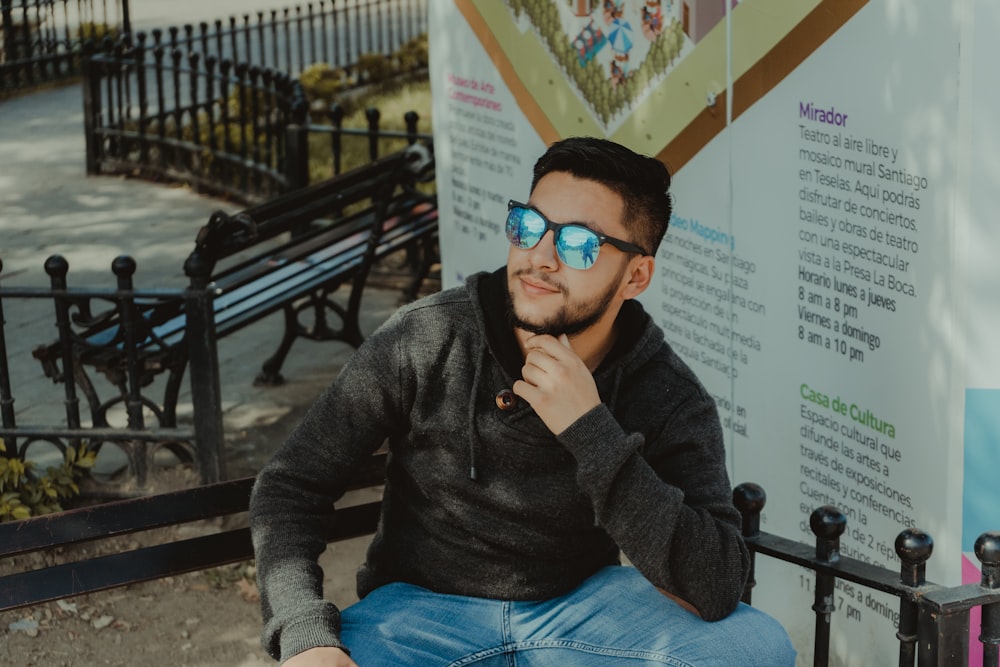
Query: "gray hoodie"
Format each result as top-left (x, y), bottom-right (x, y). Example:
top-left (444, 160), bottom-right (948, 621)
top-left (249, 268), bottom-right (749, 661)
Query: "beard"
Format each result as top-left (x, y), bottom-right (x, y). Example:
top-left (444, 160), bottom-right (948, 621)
top-left (506, 264), bottom-right (625, 337)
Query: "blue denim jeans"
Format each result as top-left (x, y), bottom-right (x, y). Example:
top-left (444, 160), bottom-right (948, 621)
top-left (340, 565), bottom-right (796, 666)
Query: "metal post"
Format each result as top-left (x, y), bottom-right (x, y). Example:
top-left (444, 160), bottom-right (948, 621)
top-left (45, 255), bottom-right (83, 440)
top-left (366, 107), bottom-right (381, 161)
top-left (153, 39), bottom-right (167, 172)
top-left (307, 2), bottom-right (317, 64)
top-left (249, 65), bottom-right (262, 194)
top-left (82, 41), bottom-right (104, 175)
top-left (189, 52), bottom-right (203, 185)
top-left (283, 8), bottom-right (291, 73)
top-left (284, 85), bottom-right (310, 191)
top-left (977, 533), bottom-right (1000, 666)
top-left (896, 528), bottom-right (933, 666)
top-left (810, 505), bottom-right (847, 667)
top-left (917, 603), bottom-right (969, 667)
top-left (1, 0), bottom-right (15, 68)
top-left (257, 12), bottom-right (266, 69)
top-left (403, 110), bottom-right (419, 145)
top-left (229, 15), bottom-right (239, 63)
top-left (135, 32), bottom-right (149, 164)
top-left (732, 482), bottom-right (765, 605)
top-left (171, 48), bottom-right (183, 170)
top-left (243, 13), bottom-right (251, 69)
top-left (120, 0), bottom-right (131, 37)
top-left (295, 5), bottom-right (304, 73)
top-left (329, 102), bottom-right (345, 175)
top-left (112, 256), bottom-right (148, 488)
top-left (0, 258), bottom-right (17, 457)
top-left (182, 252), bottom-right (224, 484)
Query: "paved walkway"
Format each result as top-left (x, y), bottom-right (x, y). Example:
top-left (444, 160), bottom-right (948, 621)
top-left (0, 81), bottom-right (411, 478)
top-left (0, 5), bottom-right (424, 662)
top-left (0, 63), bottom-right (418, 667)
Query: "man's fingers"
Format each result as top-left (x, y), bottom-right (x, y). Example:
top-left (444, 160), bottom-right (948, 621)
top-left (512, 378), bottom-right (540, 403)
top-left (521, 349), bottom-right (572, 388)
top-left (522, 333), bottom-right (571, 359)
top-left (522, 335), bottom-right (580, 371)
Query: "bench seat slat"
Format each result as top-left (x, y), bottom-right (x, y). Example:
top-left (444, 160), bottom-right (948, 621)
top-left (0, 502), bottom-right (381, 613)
top-left (70, 202), bottom-right (437, 353)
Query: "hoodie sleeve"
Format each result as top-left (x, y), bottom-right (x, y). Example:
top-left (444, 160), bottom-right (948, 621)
top-left (556, 383), bottom-right (748, 622)
top-left (248, 310), bottom-right (411, 662)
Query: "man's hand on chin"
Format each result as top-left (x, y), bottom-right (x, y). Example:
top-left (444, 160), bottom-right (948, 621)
top-left (513, 333), bottom-right (601, 435)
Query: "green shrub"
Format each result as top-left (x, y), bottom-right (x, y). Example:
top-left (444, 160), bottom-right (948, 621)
top-left (396, 33), bottom-right (429, 71)
top-left (299, 62), bottom-right (352, 108)
top-left (306, 78), bottom-right (432, 183)
top-left (77, 22), bottom-right (119, 43)
top-left (356, 53), bottom-right (395, 86)
top-left (0, 438), bottom-right (97, 521)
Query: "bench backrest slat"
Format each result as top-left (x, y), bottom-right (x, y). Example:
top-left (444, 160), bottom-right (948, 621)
top-left (0, 478), bottom-right (255, 559)
top-left (0, 501), bottom-right (382, 613)
top-left (202, 151), bottom-right (416, 265)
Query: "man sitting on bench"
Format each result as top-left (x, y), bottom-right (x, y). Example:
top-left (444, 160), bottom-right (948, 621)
top-left (249, 137), bottom-right (796, 666)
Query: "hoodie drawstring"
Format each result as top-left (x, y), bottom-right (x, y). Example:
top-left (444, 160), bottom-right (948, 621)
top-left (467, 340), bottom-right (488, 481)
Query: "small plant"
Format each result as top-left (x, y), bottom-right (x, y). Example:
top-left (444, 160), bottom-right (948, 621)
top-left (0, 438), bottom-right (97, 521)
top-left (395, 33), bottom-right (428, 71)
top-left (299, 62), bottom-right (352, 108)
top-left (355, 53), bottom-right (395, 87)
top-left (77, 22), bottom-right (119, 44)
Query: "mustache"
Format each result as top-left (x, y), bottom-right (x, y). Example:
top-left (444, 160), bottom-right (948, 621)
top-left (511, 268), bottom-right (565, 293)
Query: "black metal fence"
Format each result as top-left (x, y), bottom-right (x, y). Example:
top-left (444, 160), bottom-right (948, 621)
top-left (0, 254), bottom-right (224, 497)
top-left (156, 0), bottom-right (427, 79)
top-left (0, 0), bottom-right (131, 94)
top-left (0, 139), bottom-right (438, 498)
top-left (735, 483), bottom-right (1000, 666)
top-left (83, 36), bottom-right (305, 202)
top-left (82, 0), bottom-right (430, 203)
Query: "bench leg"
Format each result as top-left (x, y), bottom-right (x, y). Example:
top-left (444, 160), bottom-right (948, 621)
top-left (161, 357), bottom-right (186, 427)
top-left (313, 289), bottom-right (363, 348)
top-left (400, 236), bottom-right (438, 304)
top-left (255, 303), bottom-right (299, 386)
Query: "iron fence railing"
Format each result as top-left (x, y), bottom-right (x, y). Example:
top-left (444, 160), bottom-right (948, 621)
top-left (1, 0), bottom-right (429, 96)
top-left (0, 254), bottom-right (224, 496)
top-left (0, 0), bottom-right (130, 94)
top-left (734, 483), bottom-right (1000, 666)
top-left (83, 37), bottom-right (304, 202)
top-left (81, 0), bottom-right (430, 203)
top-left (159, 0), bottom-right (427, 79)
top-left (0, 141), bottom-right (437, 496)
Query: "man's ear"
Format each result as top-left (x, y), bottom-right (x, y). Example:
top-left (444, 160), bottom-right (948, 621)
top-left (622, 255), bottom-right (654, 300)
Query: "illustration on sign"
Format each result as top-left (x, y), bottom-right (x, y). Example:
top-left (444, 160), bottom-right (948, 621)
top-left (458, 0), bottom-right (868, 169)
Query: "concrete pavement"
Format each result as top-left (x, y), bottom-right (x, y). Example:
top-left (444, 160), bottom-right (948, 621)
top-left (0, 65), bottom-right (427, 667)
top-left (0, 5), bottom-right (431, 661)
top-left (0, 79), bottom-right (422, 475)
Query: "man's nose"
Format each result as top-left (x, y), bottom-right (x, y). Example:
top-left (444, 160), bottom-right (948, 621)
top-left (527, 230), bottom-right (559, 270)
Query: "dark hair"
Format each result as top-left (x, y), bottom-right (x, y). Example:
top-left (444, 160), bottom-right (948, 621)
top-left (530, 136), bottom-right (673, 256)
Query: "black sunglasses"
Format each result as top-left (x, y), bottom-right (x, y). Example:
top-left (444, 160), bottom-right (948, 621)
top-left (505, 200), bottom-right (648, 270)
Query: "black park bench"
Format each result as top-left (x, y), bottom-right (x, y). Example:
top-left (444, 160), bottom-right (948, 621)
top-left (31, 142), bottom-right (439, 410)
top-left (2, 473), bottom-right (997, 665)
top-left (0, 453), bottom-right (387, 614)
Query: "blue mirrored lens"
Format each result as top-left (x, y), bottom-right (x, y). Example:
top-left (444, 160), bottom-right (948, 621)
top-left (506, 206), bottom-right (545, 249)
top-left (557, 226), bottom-right (600, 269)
